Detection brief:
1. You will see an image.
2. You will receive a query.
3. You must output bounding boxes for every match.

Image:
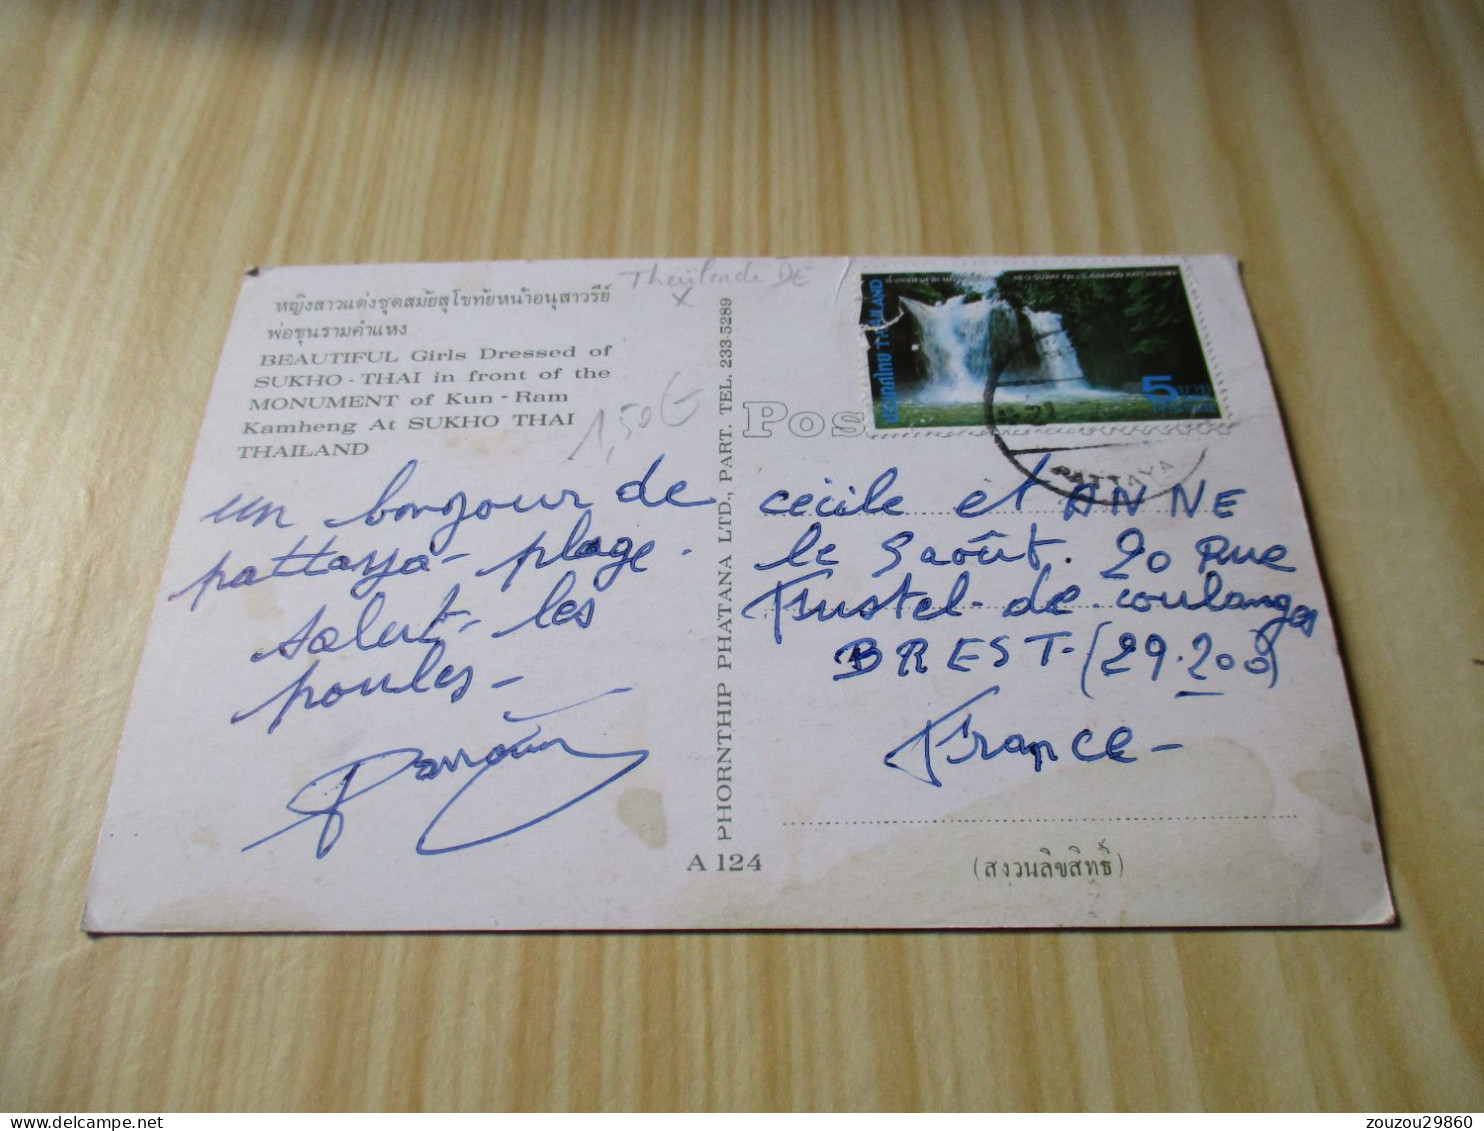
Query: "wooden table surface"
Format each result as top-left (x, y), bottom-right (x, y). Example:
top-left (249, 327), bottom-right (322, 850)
top-left (2, 0), bottom-right (1480, 1112)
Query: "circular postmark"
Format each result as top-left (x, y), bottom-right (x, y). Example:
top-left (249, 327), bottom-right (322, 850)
top-left (981, 336), bottom-right (1212, 508)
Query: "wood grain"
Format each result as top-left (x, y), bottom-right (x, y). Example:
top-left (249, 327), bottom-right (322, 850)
top-left (1, 0), bottom-right (1480, 1111)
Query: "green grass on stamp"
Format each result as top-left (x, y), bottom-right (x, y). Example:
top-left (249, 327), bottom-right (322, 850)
top-left (876, 396), bottom-right (1219, 430)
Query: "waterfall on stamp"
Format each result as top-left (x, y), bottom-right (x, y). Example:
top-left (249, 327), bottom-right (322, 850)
top-left (898, 294), bottom-right (994, 405)
top-left (1025, 310), bottom-right (1084, 385)
top-left (899, 293), bottom-right (1108, 404)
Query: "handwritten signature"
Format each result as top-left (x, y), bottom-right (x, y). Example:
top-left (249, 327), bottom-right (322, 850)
top-left (243, 688), bottom-right (647, 857)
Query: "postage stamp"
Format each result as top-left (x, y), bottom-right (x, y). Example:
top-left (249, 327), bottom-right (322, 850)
top-left (861, 265), bottom-right (1222, 431)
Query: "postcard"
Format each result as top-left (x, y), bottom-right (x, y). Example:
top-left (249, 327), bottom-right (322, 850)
top-left (84, 256), bottom-right (1394, 930)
